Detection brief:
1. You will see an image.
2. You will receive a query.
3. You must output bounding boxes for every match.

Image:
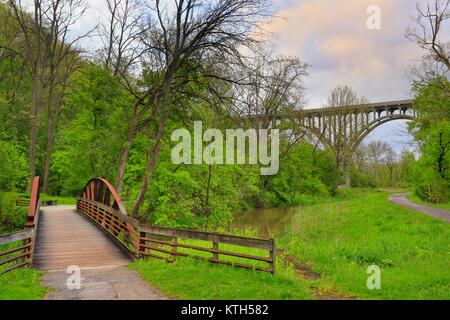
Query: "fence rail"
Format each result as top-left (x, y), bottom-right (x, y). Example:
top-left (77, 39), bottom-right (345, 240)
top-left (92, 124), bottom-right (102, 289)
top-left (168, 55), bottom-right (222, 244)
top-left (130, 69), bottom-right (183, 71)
top-left (0, 177), bottom-right (40, 274)
top-left (138, 223), bottom-right (276, 273)
top-left (15, 194), bottom-right (30, 207)
top-left (77, 179), bottom-right (276, 274)
top-left (76, 197), bottom-right (139, 255)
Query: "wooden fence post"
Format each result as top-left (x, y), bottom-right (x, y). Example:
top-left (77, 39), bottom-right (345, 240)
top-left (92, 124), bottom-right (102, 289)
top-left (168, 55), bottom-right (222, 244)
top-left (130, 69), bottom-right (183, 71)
top-left (270, 238), bottom-right (276, 274)
top-left (139, 232), bottom-right (146, 258)
top-left (212, 241), bottom-right (219, 266)
top-left (172, 237), bottom-right (178, 261)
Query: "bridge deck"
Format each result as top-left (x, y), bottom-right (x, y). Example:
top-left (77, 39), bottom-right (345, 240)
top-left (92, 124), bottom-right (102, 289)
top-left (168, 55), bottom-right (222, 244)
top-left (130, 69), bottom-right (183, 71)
top-left (32, 205), bottom-right (132, 271)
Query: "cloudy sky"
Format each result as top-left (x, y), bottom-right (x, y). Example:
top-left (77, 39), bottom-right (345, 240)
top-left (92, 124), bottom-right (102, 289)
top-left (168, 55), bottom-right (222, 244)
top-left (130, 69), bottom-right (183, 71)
top-left (73, 0), bottom-right (446, 151)
top-left (265, 0), bottom-right (437, 150)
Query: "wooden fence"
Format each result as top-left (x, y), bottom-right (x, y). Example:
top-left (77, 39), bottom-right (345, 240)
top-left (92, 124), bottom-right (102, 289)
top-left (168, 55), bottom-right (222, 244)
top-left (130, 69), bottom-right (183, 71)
top-left (0, 177), bottom-right (40, 274)
top-left (15, 194), bottom-right (30, 207)
top-left (77, 196), bottom-right (276, 273)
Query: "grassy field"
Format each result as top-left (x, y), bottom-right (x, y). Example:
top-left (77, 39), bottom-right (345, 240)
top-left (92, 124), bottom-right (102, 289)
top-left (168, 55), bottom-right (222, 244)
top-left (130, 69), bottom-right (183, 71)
top-left (0, 267), bottom-right (50, 300)
top-left (130, 257), bottom-right (314, 300)
top-left (408, 193), bottom-right (450, 211)
top-left (278, 190), bottom-right (450, 300)
top-left (0, 241), bottom-right (51, 300)
top-left (131, 189), bottom-right (449, 300)
top-left (40, 194), bottom-right (76, 205)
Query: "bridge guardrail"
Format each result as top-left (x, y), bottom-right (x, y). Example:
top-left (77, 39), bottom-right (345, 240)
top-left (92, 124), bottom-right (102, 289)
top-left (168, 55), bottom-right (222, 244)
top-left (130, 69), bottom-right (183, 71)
top-left (138, 224), bottom-right (276, 273)
top-left (77, 177), bottom-right (276, 273)
top-left (76, 197), bottom-right (139, 255)
top-left (0, 176), bottom-right (40, 274)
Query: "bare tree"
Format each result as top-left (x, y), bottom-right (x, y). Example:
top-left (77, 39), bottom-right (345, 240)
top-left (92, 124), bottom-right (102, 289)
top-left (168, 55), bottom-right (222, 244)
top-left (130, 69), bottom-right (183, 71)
top-left (323, 85), bottom-right (368, 186)
top-left (127, 0), bottom-right (269, 218)
top-left (7, 0), bottom-right (52, 191)
top-left (41, 0), bottom-right (90, 193)
top-left (101, 0), bottom-right (143, 77)
top-left (97, 0), bottom-right (149, 194)
top-left (406, 0), bottom-right (450, 87)
top-left (384, 146), bottom-right (397, 187)
top-left (7, 0), bottom-right (90, 191)
top-left (367, 140), bottom-right (389, 183)
top-left (233, 50), bottom-right (309, 189)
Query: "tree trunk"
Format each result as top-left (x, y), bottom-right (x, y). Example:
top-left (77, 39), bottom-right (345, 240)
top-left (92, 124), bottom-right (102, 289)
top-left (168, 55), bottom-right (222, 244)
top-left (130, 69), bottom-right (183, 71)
top-left (114, 98), bottom-right (156, 194)
top-left (114, 115), bottom-right (139, 194)
top-left (42, 113), bottom-right (54, 194)
top-left (26, 71), bottom-right (40, 192)
top-left (132, 104), bottom-right (170, 219)
top-left (27, 65), bottom-right (46, 192)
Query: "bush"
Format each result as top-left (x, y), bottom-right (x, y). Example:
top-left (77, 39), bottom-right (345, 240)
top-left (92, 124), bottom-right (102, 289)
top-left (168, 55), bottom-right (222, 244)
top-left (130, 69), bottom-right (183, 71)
top-left (0, 193), bottom-right (28, 233)
top-left (0, 139), bottom-right (28, 192)
top-left (413, 161), bottom-right (449, 204)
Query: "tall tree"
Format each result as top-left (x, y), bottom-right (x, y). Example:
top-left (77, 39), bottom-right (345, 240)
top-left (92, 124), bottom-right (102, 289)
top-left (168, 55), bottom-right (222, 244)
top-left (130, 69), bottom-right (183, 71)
top-left (8, 0), bottom-right (52, 191)
top-left (7, 0), bottom-right (89, 191)
top-left (117, 0), bottom-right (269, 218)
top-left (233, 50), bottom-right (309, 190)
top-left (406, 0), bottom-right (450, 90)
top-left (41, 0), bottom-right (89, 193)
top-left (324, 85), bottom-right (368, 186)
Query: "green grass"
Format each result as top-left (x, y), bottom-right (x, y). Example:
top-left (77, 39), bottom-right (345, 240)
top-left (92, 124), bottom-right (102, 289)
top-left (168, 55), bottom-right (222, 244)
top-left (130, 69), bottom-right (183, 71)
top-left (0, 241), bottom-right (51, 300)
top-left (40, 193), bottom-right (76, 205)
top-left (0, 267), bottom-right (50, 300)
top-left (278, 190), bottom-right (450, 300)
top-left (408, 193), bottom-right (450, 211)
top-left (131, 188), bottom-right (449, 300)
top-left (129, 233), bottom-right (316, 300)
top-left (129, 257), bottom-right (313, 300)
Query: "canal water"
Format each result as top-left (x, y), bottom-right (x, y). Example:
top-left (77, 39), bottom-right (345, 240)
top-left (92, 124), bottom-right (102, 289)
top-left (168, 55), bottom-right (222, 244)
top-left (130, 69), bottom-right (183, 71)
top-left (231, 206), bottom-right (299, 238)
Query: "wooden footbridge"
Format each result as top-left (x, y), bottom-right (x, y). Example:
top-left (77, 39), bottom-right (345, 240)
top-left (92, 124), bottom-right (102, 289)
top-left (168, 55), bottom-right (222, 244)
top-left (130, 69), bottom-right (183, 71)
top-left (0, 177), bottom-right (276, 274)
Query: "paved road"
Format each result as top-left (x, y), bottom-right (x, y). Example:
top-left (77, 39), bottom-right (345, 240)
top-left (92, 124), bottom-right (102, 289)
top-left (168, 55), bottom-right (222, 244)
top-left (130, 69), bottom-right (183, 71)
top-left (42, 266), bottom-right (167, 300)
top-left (388, 193), bottom-right (450, 223)
top-left (35, 205), bottom-right (167, 300)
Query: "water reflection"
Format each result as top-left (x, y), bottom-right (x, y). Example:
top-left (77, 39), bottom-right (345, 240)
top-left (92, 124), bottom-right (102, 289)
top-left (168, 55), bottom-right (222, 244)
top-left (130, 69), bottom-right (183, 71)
top-left (231, 206), bottom-right (299, 238)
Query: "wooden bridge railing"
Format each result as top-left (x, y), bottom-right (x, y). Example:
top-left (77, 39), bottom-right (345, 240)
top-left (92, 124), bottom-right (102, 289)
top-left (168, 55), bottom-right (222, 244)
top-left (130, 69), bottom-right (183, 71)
top-left (138, 224), bottom-right (276, 273)
top-left (0, 176), bottom-right (41, 274)
top-left (77, 178), bottom-right (276, 273)
top-left (76, 197), bottom-right (139, 254)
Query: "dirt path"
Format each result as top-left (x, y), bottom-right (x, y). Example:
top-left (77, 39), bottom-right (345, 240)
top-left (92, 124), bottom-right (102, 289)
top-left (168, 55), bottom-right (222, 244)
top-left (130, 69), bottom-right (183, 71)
top-left (36, 205), bottom-right (167, 300)
top-left (388, 193), bottom-right (450, 223)
top-left (280, 254), bottom-right (358, 300)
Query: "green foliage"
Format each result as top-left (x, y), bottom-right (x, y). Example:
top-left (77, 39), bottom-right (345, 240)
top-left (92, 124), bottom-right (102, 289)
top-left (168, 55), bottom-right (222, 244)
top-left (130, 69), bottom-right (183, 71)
top-left (0, 265), bottom-right (49, 300)
top-left (0, 193), bottom-right (28, 233)
top-left (48, 64), bottom-right (132, 196)
top-left (349, 165), bottom-right (377, 188)
top-left (412, 160), bottom-right (449, 203)
top-left (0, 138), bottom-right (28, 192)
top-left (408, 193), bottom-right (450, 211)
top-left (410, 78), bottom-right (450, 203)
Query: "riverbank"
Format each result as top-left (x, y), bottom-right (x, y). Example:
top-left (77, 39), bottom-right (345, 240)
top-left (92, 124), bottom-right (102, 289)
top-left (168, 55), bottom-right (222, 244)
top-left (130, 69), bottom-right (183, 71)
top-left (132, 189), bottom-right (449, 299)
